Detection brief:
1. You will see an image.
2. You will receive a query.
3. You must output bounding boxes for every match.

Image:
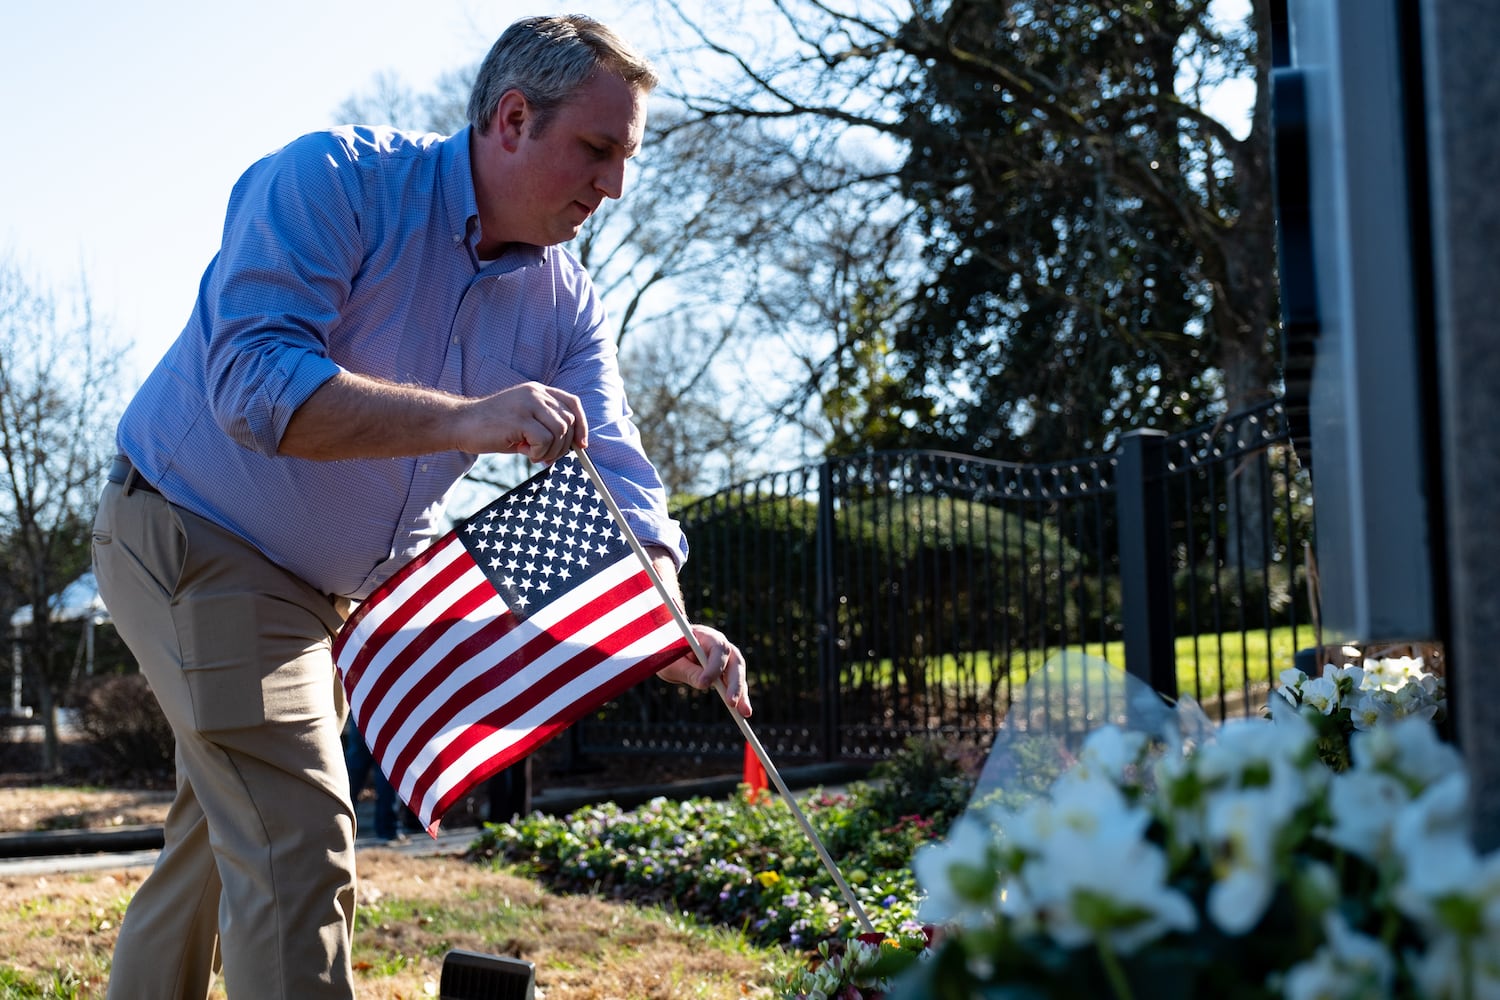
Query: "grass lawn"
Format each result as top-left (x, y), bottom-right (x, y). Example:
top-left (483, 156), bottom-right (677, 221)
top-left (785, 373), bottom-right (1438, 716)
top-left (844, 623), bottom-right (1311, 710)
top-left (0, 847), bottom-right (796, 999)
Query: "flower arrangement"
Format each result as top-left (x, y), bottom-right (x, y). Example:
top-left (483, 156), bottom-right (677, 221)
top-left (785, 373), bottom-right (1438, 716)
top-left (886, 660), bottom-right (1490, 999)
top-left (1272, 656), bottom-right (1447, 771)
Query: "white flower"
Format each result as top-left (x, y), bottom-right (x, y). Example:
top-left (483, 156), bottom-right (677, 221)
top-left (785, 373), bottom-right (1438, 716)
top-left (1320, 769), bottom-right (1410, 862)
top-left (1017, 821), bottom-right (1196, 954)
top-left (1005, 769), bottom-right (1147, 856)
top-left (1347, 691), bottom-right (1395, 732)
top-left (1198, 715), bottom-right (1317, 787)
top-left (1277, 668), bottom-right (1308, 706)
top-left (1204, 787), bottom-right (1294, 934)
top-left (1393, 771), bottom-right (1471, 857)
top-left (1351, 715), bottom-right (1462, 793)
top-left (1391, 820), bottom-right (1500, 949)
top-left (1391, 680), bottom-right (1441, 723)
top-left (1322, 663), bottom-right (1367, 698)
top-left (1151, 750), bottom-right (1207, 850)
top-left (1394, 840), bottom-right (1486, 935)
top-left (1299, 676), bottom-right (1340, 715)
top-left (1051, 769), bottom-right (1148, 835)
top-left (1268, 681), bottom-right (1311, 725)
top-left (1361, 655), bottom-right (1428, 692)
top-left (1281, 912), bottom-right (1393, 1000)
top-left (1407, 932), bottom-right (1500, 1000)
top-left (912, 813), bottom-right (1003, 926)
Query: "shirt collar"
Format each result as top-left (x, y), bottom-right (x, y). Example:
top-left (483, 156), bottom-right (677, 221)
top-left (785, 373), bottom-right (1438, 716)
top-left (440, 126), bottom-right (544, 270)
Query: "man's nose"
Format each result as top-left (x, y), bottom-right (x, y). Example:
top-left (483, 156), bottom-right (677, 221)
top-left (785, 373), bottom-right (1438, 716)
top-left (595, 157), bottom-right (627, 200)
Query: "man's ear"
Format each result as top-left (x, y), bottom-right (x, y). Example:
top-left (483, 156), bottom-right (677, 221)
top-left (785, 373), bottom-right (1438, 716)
top-left (494, 89), bottom-right (530, 152)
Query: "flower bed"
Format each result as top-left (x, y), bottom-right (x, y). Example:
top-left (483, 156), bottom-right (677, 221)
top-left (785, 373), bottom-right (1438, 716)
top-left (467, 738), bottom-right (971, 952)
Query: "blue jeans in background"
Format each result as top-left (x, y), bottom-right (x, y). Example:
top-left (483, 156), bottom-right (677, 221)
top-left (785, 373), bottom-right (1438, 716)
top-left (343, 722), bottom-right (404, 840)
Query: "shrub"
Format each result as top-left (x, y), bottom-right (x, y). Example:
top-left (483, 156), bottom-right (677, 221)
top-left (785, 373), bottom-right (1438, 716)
top-left (857, 737), bottom-right (978, 835)
top-left (70, 673), bottom-right (174, 783)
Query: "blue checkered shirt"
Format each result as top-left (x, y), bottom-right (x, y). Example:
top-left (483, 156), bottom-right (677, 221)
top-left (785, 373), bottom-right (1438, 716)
top-left (115, 125), bottom-right (684, 599)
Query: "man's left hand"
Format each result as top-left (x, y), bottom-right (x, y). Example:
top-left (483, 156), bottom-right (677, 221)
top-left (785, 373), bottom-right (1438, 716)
top-left (657, 624), bottom-right (752, 718)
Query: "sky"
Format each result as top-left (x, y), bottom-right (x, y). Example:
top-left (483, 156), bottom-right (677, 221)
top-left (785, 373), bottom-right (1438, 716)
top-left (0, 0), bottom-right (664, 387)
top-left (2, 0), bottom-right (1254, 396)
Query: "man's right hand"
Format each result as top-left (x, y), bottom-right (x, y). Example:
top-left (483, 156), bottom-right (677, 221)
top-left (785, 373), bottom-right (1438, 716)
top-left (455, 382), bottom-right (588, 464)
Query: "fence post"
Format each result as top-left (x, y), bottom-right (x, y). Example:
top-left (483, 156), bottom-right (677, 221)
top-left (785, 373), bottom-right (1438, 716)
top-left (1117, 430), bottom-right (1178, 700)
top-left (815, 461), bottom-right (840, 763)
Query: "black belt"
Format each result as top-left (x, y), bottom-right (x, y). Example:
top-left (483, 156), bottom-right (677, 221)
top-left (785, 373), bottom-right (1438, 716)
top-left (108, 455), bottom-right (161, 496)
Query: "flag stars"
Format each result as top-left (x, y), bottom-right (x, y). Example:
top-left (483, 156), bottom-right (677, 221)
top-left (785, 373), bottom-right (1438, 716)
top-left (455, 455), bottom-right (632, 608)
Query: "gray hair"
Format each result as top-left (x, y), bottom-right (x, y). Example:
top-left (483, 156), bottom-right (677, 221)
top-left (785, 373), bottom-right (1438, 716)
top-left (467, 15), bottom-right (658, 135)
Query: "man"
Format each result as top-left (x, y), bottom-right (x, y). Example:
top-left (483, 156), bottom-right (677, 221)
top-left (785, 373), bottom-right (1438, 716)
top-left (92, 15), bottom-right (750, 1000)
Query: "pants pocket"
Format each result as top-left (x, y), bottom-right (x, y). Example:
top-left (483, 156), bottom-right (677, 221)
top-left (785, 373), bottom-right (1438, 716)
top-left (168, 507), bottom-right (344, 734)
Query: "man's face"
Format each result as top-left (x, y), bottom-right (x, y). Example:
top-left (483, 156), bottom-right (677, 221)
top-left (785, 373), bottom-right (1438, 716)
top-left (491, 71), bottom-right (647, 248)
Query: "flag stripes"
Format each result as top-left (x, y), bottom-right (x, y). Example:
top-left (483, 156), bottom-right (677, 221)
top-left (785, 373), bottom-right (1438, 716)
top-left (332, 454), bottom-right (689, 833)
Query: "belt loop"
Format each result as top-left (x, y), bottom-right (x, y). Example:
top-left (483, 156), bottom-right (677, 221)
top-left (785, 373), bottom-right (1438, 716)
top-left (122, 466), bottom-right (139, 497)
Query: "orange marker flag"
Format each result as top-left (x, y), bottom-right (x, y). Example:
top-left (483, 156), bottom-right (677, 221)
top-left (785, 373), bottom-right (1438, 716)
top-left (742, 740), bottom-right (769, 802)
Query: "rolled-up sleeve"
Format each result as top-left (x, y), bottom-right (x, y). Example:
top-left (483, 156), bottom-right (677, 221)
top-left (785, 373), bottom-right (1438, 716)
top-left (201, 133), bottom-right (362, 454)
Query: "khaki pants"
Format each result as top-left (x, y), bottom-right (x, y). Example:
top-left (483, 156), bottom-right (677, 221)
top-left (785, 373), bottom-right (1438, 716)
top-left (92, 482), bottom-right (357, 1000)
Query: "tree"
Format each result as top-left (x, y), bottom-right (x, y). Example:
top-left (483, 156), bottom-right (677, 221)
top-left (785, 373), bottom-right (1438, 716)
top-left (733, 182), bottom-right (926, 457)
top-left (617, 317), bottom-right (741, 496)
top-left (657, 0), bottom-right (1278, 461)
top-left (0, 257), bottom-right (125, 772)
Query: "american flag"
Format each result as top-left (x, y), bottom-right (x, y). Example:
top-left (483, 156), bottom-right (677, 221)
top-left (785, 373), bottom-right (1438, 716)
top-left (333, 453), bottom-right (690, 834)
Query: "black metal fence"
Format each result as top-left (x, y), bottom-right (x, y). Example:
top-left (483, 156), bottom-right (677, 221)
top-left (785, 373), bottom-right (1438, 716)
top-left (574, 398), bottom-right (1313, 765)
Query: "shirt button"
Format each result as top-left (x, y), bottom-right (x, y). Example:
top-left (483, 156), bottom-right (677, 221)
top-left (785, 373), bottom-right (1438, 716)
top-left (451, 337), bottom-right (459, 345)
top-left (421, 463), bottom-right (429, 473)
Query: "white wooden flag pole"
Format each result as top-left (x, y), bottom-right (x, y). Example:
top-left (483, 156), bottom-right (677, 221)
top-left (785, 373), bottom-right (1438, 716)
top-left (574, 447), bottom-right (877, 935)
